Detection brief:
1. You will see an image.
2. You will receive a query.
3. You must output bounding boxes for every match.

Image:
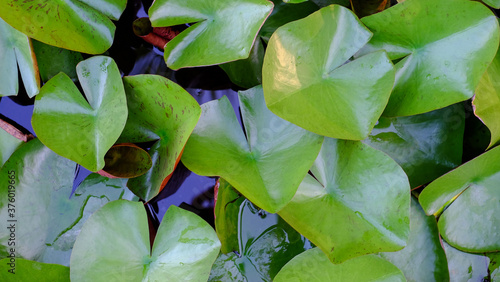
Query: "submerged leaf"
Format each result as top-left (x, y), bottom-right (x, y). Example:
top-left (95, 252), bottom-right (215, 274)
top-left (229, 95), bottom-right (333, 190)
top-left (32, 56), bottom-right (128, 172)
top-left (278, 138), bottom-right (410, 263)
top-left (360, 0), bottom-right (499, 116)
top-left (263, 5), bottom-right (395, 140)
top-left (149, 0), bottom-right (273, 69)
top-left (0, 0), bottom-right (126, 54)
top-left (182, 85), bottom-right (323, 213)
top-left (70, 200), bottom-right (221, 282)
top-left (98, 143), bottom-right (152, 179)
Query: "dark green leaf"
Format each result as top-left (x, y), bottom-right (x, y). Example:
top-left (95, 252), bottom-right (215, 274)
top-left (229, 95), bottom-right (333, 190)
top-left (360, 0), bottom-right (499, 116)
top-left (32, 40), bottom-right (83, 83)
top-left (263, 5), bottom-right (395, 140)
top-left (99, 143), bottom-right (152, 179)
top-left (215, 179), bottom-right (245, 254)
top-left (350, 0), bottom-right (391, 18)
top-left (278, 138), bottom-right (410, 263)
top-left (118, 75), bottom-right (201, 201)
top-left (182, 85), bottom-right (323, 213)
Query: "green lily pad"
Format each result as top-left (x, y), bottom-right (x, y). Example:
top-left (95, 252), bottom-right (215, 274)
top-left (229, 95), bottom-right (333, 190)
top-left (220, 0), bottom-right (318, 88)
top-left (32, 56), bottom-right (128, 172)
top-left (0, 127), bottom-right (23, 168)
top-left (278, 138), bottom-right (410, 263)
top-left (210, 198), bottom-right (311, 281)
top-left (364, 104), bottom-right (464, 188)
top-left (148, 0), bottom-right (273, 70)
top-left (0, 18), bottom-right (39, 98)
top-left (182, 85), bottom-right (323, 213)
top-left (0, 258), bottom-right (69, 282)
top-left (274, 248), bottom-right (406, 282)
top-left (443, 241), bottom-right (490, 282)
top-left (215, 179), bottom-right (245, 254)
top-left (483, 0), bottom-right (500, 9)
top-left (474, 43), bottom-right (500, 149)
top-left (0, 0), bottom-right (126, 54)
top-left (419, 145), bottom-right (500, 252)
top-left (32, 40), bottom-right (83, 83)
top-left (262, 5), bottom-right (395, 140)
top-left (70, 200), bottom-right (221, 281)
top-left (360, 0), bottom-right (500, 117)
top-left (99, 143), bottom-right (152, 179)
top-left (0, 139), bottom-right (136, 266)
top-left (118, 75), bottom-right (201, 201)
top-left (379, 197), bottom-right (449, 282)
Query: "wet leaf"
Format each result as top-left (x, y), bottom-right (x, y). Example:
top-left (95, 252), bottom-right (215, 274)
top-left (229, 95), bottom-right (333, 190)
top-left (182, 85), bottom-right (323, 213)
top-left (364, 104), bottom-right (464, 188)
top-left (148, 0), bottom-right (273, 69)
top-left (118, 75), bottom-right (201, 201)
top-left (0, 139), bottom-right (136, 266)
top-left (360, 0), bottom-right (499, 116)
top-left (0, 258), bottom-right (69, 282)
top-left (210, 198), bottom-right (311, 281)
top-left (98, 143), bottom-right (152, 179)
top-left (443, 241), bottom-right (490, 282)
top-left (0, 18), bottom-right (39, 98)
top-left (70, 200), bottom-right (220, 282)
top-left (419, 145), bottom-right (500, 252)
top-left (214, 179), bottom-right (245, 254)
top-left (262, 5), bottom-right (395, 140)
top-left (379, 197), bottom-right (449, 282)
top-left (32, 56), bottom-right (128, 172)
top-left (274, 248), bottom-right (406, 281)
top-left (474, 43), bottom-right (500, 149)
top-left (278, 138), bottom-right (410, 263)
top-left (32, 40), bottom-right (83, 83)
top-left (350, 0), bottom-right (391, 18)
top-left (0, 0), bottom-right (126, 54)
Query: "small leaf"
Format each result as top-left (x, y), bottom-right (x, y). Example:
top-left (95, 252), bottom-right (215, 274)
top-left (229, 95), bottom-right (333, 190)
top-left (364, 104), bottom-right (464, 188)
top-left (118, 75), bottom-right (201, 201)
top-left (419, 145), bottom-right (500, 252)
top-left (274, 248), bottom-right (406, 281)
top-left (360, 0), bottom-right (500, 116)
top-left (278, 138), bottom-right (410, 263)
top-left (474, 43), bottom-right (500, 149)
top-left (182, 85), bottom-right (323, 213)
top-left (0, 0), bottom-right (126, 54)
top-left (149, 0), bottom-right (274, 69)
top-left (0, 258), bottom-right (69, 282)
top-left (262, 5), bottom-right (395, 140)
top-left (0, 18), bottom-right (39, 97)
top-left (98, 143), bottom-right (152, 179)
top-left (380, 197), bottom-right (449, 281)
top-left (32, 56), bottom-right (128, 172)
top-left (70, 200), bottom-right (221, 281)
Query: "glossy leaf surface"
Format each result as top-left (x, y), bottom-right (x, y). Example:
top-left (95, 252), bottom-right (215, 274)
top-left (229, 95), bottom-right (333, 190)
top-left (420, 145), bottom-right (500, 252)
top-left (263, 5), bottom-right (395, 140)
top-left (70, 200), bottom-right (220, 282)
top-left (0, 0), bottom-right (126, 54)
top-left (149, 0), bottom-right (273, 69)
top-left (0, 18), bottom-right (39, 97)
top-left (210, 199), bottom-right (311, 281)
top-left (274, 248), bottom-right (405, 281)
top-left (360, 0), bottom-right (499, 116)
top-left (182, 85), bottom-right (323, 213)
top-left (474, 44), bottom-right (500, 148)
top-left (0, 258), bottom-right (69, 282)
top-left (364, 104), bottom-right (464, 188)
top-left (118, 75), bottom-right (201, 201)
top-left (278, 138), bottom-right (410, 263)
top-left (99, 143), bottom-right (152, 179)
top-left (0, 139), bottom-right (136, 266)
top-left (443, 241), bottom-right (490, 282)
top-left (32, 40), bottom-right (83, 83)
top-left (380, 197), bottom-right (449, 282)
top-left (32, 56), bottom-right (127, 172)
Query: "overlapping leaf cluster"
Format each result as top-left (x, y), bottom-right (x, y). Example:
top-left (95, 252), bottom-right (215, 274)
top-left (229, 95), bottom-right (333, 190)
top-left (0, 0), bottom-right (500, 280)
